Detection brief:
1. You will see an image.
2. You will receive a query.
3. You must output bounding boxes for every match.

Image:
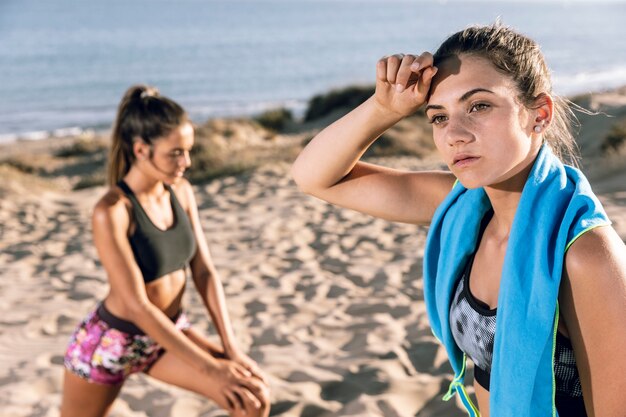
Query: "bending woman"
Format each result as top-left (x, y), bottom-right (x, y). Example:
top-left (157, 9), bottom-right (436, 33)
top-left (291, 24), bottom-right (626, 417)
top-left (61, 85), bottom-right (270, 417)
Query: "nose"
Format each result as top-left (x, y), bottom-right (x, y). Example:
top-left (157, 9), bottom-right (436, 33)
top-left (443, 117), bottom-right (475, 147)
top-left (179, 151), bottom-right (191, 169)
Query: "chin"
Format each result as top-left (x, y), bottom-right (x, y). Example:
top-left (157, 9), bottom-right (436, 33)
top-left (451, 171), bottom-right (485, 190)
top-left (456, 179), bottom-right (484, 190)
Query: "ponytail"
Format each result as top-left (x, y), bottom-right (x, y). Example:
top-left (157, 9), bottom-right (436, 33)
top-left (107, 85), bottom-right (188, 185)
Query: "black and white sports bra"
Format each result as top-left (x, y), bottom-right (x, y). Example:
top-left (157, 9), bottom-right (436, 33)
top-left (449, 252), bottom-right (587, 416)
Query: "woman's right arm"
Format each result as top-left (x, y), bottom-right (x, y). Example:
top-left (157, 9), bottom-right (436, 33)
top-left (291, 53), bottom-right (455, 225)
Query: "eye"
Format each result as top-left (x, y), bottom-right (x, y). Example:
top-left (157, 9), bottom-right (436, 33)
top-left (469, 102), bottom-right (490, 113)
top-left (428, 114), bottom-right (448, 125)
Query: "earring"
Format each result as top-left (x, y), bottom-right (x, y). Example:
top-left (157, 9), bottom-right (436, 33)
top-left (534, 125), bottom-right (542, 133)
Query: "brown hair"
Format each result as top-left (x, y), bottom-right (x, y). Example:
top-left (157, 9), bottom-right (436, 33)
top-left (107, 85), bottom-right (188, 185)
top-left (433, 23), bottom-right (580, 166)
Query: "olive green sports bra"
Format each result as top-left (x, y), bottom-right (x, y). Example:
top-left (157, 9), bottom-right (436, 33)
top-left (118, 180), bottom-right (197, 283)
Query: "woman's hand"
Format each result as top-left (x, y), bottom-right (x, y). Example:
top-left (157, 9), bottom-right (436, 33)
top-left (211, 358), bottom-right (266, 414)
top-left (374, 52), bottom-right (438, 118)
top-left (227, 349), bottom-right (268, 384)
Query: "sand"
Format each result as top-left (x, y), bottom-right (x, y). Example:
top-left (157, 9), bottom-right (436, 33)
top-left (0, 155), bottom-right (472, 417)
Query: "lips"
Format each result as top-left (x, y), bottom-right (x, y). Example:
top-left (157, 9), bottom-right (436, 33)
top-left (453, 154), bottom-right (480, 167)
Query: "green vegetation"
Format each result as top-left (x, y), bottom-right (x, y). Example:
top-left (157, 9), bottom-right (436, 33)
top-left (255, 108), bottom-right (293, 132)
top-left (55, 138), bottom-right (108, 158)
top-left (74, 172), bottom-right (106, 190)
top-left (304, 85), bottom-right (375, 122)
top-left (185, 139), bottom-right (257, 182)
top-left (601, 122), bottom-right (626, 153)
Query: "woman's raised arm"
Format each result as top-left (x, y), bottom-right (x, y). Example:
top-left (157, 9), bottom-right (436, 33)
top-left (291, 53), bottom-right (455, 225)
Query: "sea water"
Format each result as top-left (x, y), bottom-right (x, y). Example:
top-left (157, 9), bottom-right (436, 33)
top-left (1, 0), bottom-right (625, 141)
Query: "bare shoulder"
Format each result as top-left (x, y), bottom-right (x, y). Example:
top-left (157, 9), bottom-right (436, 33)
top-left (562, 224), bottom-right (626, 312)
top-left (92, 186), bottom-right (131, 231)
top-left (561, 225), bottom-right (626, 414)
top-left (170, 178), bottom-right (196, 212)
top-left (565, 225), bottom-right (626, 282)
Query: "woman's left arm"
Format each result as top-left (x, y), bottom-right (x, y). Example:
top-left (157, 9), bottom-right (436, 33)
top-left (560, 225), bottom-right (626, 417)
top-left (178, 179), bottom-right (265, 380)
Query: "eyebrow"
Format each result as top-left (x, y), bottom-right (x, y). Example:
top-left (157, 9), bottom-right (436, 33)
top-left (425, 88), bottom-right (495, 113)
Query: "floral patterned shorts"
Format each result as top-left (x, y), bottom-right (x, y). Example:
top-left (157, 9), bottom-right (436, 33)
top-left (64, 302), bottom-right (190, 385)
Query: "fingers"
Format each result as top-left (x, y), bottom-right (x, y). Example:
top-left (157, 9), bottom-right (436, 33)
top-left (377, 52), bottom-right (436, 92)
top-left (386, 54), bottom-right (404, 84)
top-left (230, 361), bottom-right (252, 379)
top-left (409, 51), bottom-right (434, 74)
top-left (237, 356), bottom-right (268, 384)
top-left (416, 65), bottom-right (438, 97)
top-left (237, 385), bottom-right (262, 411)
top-left (395, 55), bottom-right (417, 92)
top-left (248, 365), bottom-right (268, 384)
top-left (224, 387), bottom-right (259, 415)
top-left (223, 389), bottom-right (240, 413)
top-left (236, 372), bottom-right (266, 401)
top-left (225, 378), bottom-right (267, 414)
top-left (376, 57), bottom-right (388, 82)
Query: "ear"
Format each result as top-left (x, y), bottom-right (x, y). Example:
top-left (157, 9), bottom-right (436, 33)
top-left (533, 93), bottom-right (554, 126)
top-left (133, 139), bottom-right (151, 161)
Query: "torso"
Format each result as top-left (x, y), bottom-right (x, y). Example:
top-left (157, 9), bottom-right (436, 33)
top-left (460, 215), bottom-right (577, 416)
top-left (104, 181), bottom-right (194, 320)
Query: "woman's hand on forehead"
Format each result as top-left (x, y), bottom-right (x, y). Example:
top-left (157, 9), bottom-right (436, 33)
top-left (374, 52), bottom-right (438, 118)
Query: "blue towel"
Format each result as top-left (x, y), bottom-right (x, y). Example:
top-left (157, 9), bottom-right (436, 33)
top-left (423, 145), bottom-right (610, 416)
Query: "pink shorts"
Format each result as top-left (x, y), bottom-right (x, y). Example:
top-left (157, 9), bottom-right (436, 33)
top-left (64, 303), bottom-right (190, 385)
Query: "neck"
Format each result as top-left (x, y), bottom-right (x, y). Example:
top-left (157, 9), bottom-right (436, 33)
top-left (123, 165), bottom-right (166, 197)
top-left (482, 154), bottom-right (537, 239)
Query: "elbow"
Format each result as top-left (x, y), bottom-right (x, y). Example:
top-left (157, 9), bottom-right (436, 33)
top-left (290, 162), bottom-right (318, 195)
top-left (119, 295), bottom-right (153, 319)
top-left (290, 163), bottom-right (307, 191)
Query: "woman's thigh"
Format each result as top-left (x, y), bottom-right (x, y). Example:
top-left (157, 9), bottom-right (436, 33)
top-left (474, 379), bottom-right (489, 417)
top-left (60, 370), bottom-right (123, 417)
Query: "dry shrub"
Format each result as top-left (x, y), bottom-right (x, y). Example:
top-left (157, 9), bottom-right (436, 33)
top-left (74, 172), bottom-right (106, 190)
top-left (187, 118), bottom-right (281, 182)
top-left (601, 122), bottom-right (626, 154)
top-left (1, 154), bottom-right (57, 175)
top-left (0, 164), bottom-right (59, 196)
top-left (365, 114), bottom-right (435, 158)
top-left (305, 85), bottom-right (375, 122)
top-left (255, 108), bottom-right (293, 132)
top-left (55, 137), bottom-right (108, 158)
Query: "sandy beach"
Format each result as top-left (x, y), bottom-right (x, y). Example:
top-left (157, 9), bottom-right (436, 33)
top-left (1, 88), bottom-right (625, 417)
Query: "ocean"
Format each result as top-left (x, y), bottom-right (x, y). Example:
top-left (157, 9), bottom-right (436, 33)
top-left (1, 0), bottom-right (625, 142)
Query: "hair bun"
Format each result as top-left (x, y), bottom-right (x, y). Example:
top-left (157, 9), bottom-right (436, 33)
top-left (126, 84), bottom-right (160, 102)
top-left (140, 86), bottom-right (159, 99)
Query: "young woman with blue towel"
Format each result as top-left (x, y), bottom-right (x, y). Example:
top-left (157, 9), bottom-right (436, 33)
top-left (292, 23), bottom-right (626, 417)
